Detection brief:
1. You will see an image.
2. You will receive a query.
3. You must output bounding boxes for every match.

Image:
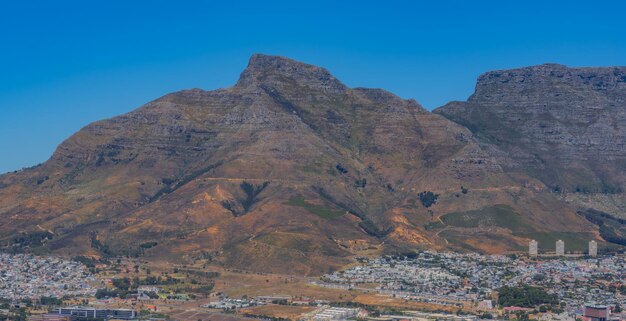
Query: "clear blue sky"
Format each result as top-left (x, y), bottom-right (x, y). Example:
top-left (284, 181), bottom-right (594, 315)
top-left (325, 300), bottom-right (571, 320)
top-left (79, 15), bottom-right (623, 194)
top-left (1, 1), bottom-right (626, 174)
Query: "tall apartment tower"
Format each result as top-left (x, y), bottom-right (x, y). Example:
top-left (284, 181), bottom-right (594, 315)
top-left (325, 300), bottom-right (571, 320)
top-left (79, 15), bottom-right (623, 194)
top-left (529, 240), bottom-right (538, 256)
top-left (556, 240), bottom-right (565, 256)
top-left (588, 240), bottom-right (598, 257)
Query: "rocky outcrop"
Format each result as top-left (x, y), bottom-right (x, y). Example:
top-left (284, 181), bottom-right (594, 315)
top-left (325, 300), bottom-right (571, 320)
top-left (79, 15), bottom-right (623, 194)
top-left (435, 64), bottom-right (626, 217)
top-left (434, 64), bottom-right (626, 215)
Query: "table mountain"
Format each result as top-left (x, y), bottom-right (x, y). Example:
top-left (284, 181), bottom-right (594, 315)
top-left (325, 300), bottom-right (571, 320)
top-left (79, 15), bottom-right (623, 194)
top-left (435, 64), bottom-right (626, 219)
top-left (0, 56), bottom-right (608, 274)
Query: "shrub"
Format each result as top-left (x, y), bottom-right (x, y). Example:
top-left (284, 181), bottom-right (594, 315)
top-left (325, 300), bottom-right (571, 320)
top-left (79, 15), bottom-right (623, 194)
top-left (12, 231), bottom-right (53, 247)
top-left (335, 164), bottom-right (348, 174)
top-left (418, 191), bottom-right (439, 208)
top-left (354, 178), bottom-right (367, 188)
top-left (140, 241), bottom-right (158, 249)
top-left (112, 277), bottom-right (131, 291)
top-left (95, 288), bottom-right (120, 299)
top-left (39, 296), bottom-right (62, 306)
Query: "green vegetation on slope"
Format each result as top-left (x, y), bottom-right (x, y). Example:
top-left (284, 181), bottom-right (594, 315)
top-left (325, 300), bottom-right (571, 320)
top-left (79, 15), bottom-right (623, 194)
top-left (440, 230), bottom-right (526, 252)
top-left (439, 205), bottom-right (596, 252)
top-left (240, 181), bottom-right (270, 212)
top-left (221, 181), bottom-right (270, 216)
top-left (580, 209), bottom-right (626, 246)
top-left (515, 232), bottom-right (595, 252)
top-left (441, 204), bottom-right (534, 232)
top-left (284, 196), bottom-right (345, 219)
top-left (149, 162), bottom-right (223, 202)
top-left (10, 231), bottom-right (53, 248)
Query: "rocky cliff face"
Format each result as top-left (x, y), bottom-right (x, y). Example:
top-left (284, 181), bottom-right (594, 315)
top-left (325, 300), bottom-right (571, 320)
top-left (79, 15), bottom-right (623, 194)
top-left (435, 64), bottom-right (626, 217)
top-left (0, 56), bottom-right (607, 274)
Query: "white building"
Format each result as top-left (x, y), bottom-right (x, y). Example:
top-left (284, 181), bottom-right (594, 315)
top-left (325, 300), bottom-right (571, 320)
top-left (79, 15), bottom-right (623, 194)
top-left (313, 307), bottom-right (359, 320)
top-left (477, 299), bottom-right (493, 310)
top-left (529, 240), bottom-right (538, 256)
top-left (556, 240), bottom-right (565, 256)
top-left (588, 240), bottom-right (597, 257)
top-left (138, 286), bottom-right (160, 293)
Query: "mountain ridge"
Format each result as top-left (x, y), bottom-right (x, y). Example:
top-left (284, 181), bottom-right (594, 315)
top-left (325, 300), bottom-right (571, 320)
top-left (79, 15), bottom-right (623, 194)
top-left (0, 55), bottom-right (622, 275)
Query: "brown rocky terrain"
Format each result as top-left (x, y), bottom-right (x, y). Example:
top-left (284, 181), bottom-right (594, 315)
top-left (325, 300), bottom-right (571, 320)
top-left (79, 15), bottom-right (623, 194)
top-left (0, 55), bottom-right (618, 275)
top-left (435, 64), bottom-right (626, 219)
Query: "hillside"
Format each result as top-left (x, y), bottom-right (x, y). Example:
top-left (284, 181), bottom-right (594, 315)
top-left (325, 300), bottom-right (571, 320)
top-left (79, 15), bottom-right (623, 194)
top-left (435, 64), bottom-right (626, 219)
top-left (0, 55), bottom-right (610, 275)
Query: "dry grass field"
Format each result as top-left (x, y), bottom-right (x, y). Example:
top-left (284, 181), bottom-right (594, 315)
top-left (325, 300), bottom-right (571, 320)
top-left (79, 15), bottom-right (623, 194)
top-left (352, 294), bottom-right (472, 313)
top-left (240, 305), bottom-right (316, 320)
top-left (213, 269), bottom-right (362, 301)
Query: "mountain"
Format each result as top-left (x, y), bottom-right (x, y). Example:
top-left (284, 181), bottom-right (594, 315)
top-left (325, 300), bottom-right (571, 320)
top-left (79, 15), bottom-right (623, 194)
top-left (0, 55), bottom-right (615, 275)
top-left (435, 64), bottom-right (626, 219)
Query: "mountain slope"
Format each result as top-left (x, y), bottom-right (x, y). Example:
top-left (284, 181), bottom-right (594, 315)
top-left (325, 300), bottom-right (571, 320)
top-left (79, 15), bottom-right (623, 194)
top-left (435, 64), bottom-right (626, 218)
top-left (0, 56), bottom-right (602, 274)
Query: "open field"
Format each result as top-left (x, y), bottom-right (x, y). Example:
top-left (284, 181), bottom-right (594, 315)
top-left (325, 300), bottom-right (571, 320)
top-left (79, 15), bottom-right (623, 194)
top-left (352, 294), bottom-right (472, 313)
top-left (240, 305), bottom-right (316, 320)
top-left (213, 269), bottom-right (362, 301)
top-left (170, 310), bottom-right (258, 321)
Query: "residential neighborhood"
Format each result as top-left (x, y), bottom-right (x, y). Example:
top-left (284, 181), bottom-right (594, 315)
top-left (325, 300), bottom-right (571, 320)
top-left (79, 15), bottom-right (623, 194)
top-left (0, 253), bottom-right (96, 300)
top-left (1, 251), bottom-right (624, 321)
top-left (316, 251), bottom-right (626, 317)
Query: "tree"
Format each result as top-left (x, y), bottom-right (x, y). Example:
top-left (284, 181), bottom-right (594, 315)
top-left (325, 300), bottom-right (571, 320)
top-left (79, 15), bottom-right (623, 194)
top-left (39, 296), bottom-right (62, 306)
top-left (418, 191), bottom-right (439, 208)
top-left (112, 277), bottom-right (131, 291)
top-left (95, 288), bottom-right (119, 299)
top-left (497, 285), bottom-right (558, 308)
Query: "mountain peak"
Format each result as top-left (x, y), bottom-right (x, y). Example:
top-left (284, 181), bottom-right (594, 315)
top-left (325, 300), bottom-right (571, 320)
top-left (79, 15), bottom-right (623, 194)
top-left (246, 53), bottom-right (303, 70)
top-left (236, 54), bottom-right (347, 92)
top-left (468, 63), bottom-right (626, 103)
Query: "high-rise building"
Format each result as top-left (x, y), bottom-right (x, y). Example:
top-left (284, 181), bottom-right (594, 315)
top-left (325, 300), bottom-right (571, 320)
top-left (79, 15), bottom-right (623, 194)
top-left (529, 240), bottom-right (538, 256)
top-left (589, 240), bottom-right (598, 257)
top-left (556, 240), bottom-right (565, 256)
